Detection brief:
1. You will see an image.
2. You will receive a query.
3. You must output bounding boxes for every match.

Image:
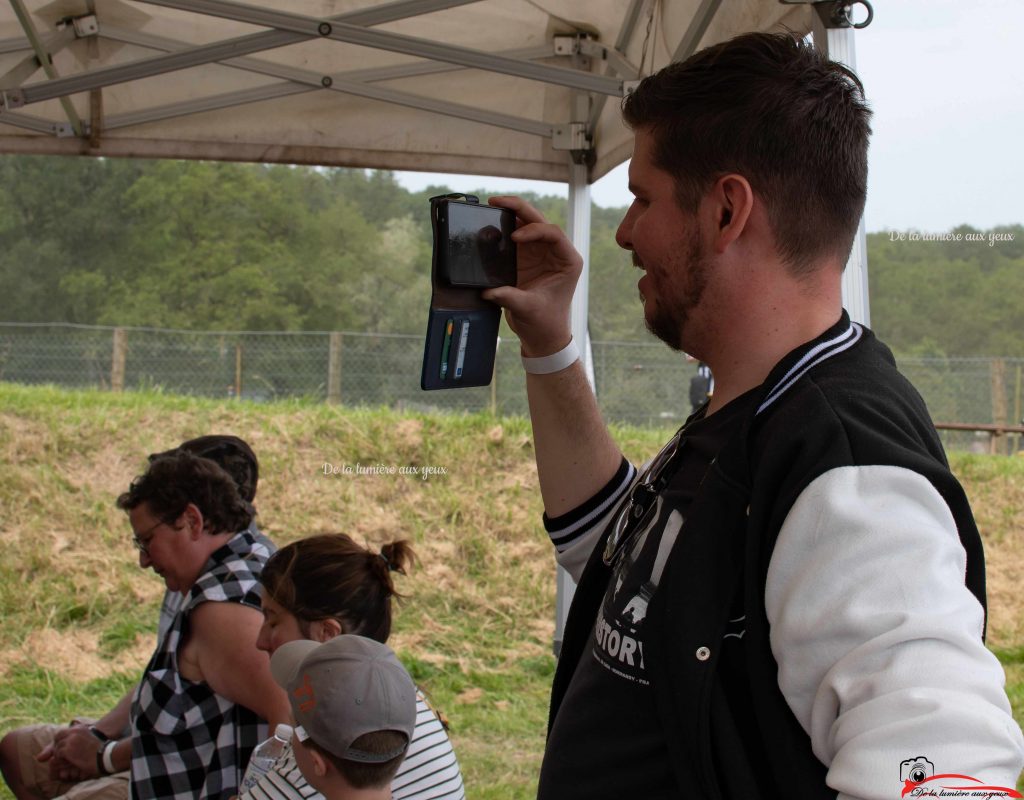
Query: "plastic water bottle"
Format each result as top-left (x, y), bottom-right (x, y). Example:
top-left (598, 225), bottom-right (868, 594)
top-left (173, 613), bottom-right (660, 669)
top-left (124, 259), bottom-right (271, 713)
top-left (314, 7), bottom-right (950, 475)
top-left (240, 724), bottom-right (294, 793)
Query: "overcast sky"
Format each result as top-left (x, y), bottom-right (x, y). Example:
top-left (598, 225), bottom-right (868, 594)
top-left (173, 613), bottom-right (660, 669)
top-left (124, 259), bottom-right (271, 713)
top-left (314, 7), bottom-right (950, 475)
top-left (394, 0), bottom-right (1023, 234)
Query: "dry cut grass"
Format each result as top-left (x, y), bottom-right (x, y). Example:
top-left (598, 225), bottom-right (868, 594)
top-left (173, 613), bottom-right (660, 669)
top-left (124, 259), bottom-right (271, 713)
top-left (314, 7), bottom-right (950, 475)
top-left (0, 383), bottom-right (1021, 797)
top-left (0, 384), bottom-right (565, 799)
top-left (949, 453), bottom-right (1024, 651)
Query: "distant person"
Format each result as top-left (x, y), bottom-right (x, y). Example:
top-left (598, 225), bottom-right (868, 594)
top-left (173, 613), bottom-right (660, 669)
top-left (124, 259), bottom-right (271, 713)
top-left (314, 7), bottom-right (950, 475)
top-left (0, 437), bottom-right (285, 800)
top-left (269, 636), bottom-right (417, 800)
top-left (688, 360), bottom-right (713, 413)
top-left (242, 534), bottom-right (465, 800)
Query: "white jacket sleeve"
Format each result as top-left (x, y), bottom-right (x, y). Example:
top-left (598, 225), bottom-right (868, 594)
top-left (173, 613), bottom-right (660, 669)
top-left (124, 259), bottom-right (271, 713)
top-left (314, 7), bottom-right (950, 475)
top-left (766, 465), bottom-right (1024, 800)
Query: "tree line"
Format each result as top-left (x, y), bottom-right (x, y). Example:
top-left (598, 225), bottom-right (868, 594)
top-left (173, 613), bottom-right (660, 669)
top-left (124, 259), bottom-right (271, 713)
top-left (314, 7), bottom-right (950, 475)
top-left (1, 156), bottom-right (1020, 357)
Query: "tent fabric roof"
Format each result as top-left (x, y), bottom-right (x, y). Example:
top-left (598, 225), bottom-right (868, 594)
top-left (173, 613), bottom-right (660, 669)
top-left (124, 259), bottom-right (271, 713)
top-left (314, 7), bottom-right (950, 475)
top-left (0, 0), bottom-right (810, 182)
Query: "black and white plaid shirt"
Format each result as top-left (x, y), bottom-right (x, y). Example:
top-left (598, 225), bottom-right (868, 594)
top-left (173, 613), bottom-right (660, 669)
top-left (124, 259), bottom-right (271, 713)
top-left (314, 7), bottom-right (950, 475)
top-left (130, 528), bottom-right (275, 800)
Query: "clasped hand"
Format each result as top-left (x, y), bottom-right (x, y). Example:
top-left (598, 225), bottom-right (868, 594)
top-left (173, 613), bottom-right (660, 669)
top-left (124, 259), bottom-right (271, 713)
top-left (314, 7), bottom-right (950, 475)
top-left (37, 723), bottom-right (101, 782)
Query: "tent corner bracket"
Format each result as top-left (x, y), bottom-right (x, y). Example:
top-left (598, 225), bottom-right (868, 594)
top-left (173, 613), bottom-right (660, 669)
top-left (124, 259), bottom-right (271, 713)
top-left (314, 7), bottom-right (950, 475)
top-left (0, 89), bottom-right (26, 111)
top-left (58, 14), bottom-right (99, 39)
top-left (552, 122), bottom-right (593, 166)
top-left (552, 122), bottom-right (590, 152)
top-left (54, 120), bottom-right (89, 137)
top-left (553, 33), bottom-right (594, 57)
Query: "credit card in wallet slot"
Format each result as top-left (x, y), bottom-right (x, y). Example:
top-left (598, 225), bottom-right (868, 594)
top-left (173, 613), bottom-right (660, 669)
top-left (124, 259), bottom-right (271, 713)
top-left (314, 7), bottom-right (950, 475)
top-left (439, 318), bottom-right (454, 380)
top-left (454, 320), bottom-right (470, 379)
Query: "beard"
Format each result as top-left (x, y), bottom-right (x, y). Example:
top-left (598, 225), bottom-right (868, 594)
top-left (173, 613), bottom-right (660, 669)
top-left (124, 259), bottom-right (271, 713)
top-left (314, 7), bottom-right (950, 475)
top-left (639, 227), bottom-right (710, 352)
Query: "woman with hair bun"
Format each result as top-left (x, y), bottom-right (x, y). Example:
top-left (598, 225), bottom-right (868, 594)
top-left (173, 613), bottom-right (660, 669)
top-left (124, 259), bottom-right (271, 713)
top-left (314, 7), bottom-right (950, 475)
top-left (242, 534), bottom-right (465, 800)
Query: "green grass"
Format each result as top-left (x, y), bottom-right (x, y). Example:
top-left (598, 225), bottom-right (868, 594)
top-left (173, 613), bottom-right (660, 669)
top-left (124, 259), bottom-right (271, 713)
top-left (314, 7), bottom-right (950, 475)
top-left (0, 382), bottom-right (1021, 797)
top-left (0, 667), bottom-right (138, 733)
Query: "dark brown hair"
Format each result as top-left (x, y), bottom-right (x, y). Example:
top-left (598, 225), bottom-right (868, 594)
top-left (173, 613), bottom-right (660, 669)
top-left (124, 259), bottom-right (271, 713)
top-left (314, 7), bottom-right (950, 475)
top-left (261, 534), bottom-right (415, 643)
top-left (622, 32), bottom-right (872, 274)
top-left (117, 450), bottom-right (253, 534)
top-left (149, 434), bottom-right (259, 503)
top-left (305, 732), bottom-right (408, 790)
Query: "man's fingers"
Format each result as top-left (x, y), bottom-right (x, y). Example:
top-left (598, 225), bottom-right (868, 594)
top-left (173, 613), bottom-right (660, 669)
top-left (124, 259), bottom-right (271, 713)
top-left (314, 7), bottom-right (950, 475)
top-left (488, 195), bottom-right (547, 225)
top-left (511, 223), bottom-right (583, 267)
top-left (482, 285), bottom-right (524, 309)
top-left (481, 285), bottom-right (544, 332)
top-left (511, 221), bottom-right (567, 244)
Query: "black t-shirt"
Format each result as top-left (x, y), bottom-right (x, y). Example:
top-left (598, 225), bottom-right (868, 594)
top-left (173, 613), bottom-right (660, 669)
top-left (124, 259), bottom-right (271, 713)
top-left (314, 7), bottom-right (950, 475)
top-left (538, 392), bottom-right (755, 800)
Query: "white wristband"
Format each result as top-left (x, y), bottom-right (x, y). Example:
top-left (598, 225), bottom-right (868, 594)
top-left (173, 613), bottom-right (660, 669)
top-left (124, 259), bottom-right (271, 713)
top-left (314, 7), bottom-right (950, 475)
top-left (102, 740), bottom-right (118, 775)
top-left (521, 338), bottom-right (580, 375)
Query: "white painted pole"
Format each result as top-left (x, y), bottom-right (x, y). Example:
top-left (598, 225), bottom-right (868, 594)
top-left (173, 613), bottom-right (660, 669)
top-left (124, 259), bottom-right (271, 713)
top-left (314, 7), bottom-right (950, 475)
top-left (553, 158), bottom-right (594, 656)
top-left (814, 18), bottom-right (871, 326)
top-left (567, 160), bottom-right (595, 386)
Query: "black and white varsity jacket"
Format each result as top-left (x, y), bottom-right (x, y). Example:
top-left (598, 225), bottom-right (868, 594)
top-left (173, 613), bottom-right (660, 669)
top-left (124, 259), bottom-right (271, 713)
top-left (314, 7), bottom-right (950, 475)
top-left (546, 312), bottom-right (1023, 800)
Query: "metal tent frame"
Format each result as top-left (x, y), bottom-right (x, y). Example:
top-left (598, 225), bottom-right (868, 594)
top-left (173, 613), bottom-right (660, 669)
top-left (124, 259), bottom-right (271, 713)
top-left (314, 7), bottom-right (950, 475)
top-left (0, 0), bottom-right (872, 653)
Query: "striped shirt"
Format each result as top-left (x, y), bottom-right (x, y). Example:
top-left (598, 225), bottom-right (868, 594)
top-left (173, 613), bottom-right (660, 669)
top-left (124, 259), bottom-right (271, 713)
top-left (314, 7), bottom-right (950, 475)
top-left (239, 693), bottom-right (465, 800)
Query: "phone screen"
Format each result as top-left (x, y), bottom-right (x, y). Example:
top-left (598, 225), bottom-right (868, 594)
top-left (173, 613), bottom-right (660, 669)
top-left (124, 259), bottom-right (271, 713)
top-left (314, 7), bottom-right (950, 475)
top-left (443, 202), bottom-right (516, 288)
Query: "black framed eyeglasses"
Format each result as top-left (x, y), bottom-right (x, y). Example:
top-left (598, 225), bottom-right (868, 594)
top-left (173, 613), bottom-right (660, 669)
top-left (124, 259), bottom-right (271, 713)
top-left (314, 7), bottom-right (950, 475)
top-left (603, 428), bottom-right (687, 566)
top-left (131, 518), bottom-right (170, 555)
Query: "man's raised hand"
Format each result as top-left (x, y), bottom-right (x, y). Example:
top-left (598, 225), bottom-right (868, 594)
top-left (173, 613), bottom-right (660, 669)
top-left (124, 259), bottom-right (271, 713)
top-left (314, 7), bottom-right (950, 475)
top-left (482, 196), bottom-right (583, 357)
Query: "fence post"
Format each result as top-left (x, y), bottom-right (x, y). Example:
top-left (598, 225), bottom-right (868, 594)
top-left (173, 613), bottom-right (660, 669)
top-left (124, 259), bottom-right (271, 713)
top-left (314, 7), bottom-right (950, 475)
top-left (990, 358), bottom-right (1007, 455)
top-left (1015, 364), bottom-right (1022, 424)
top-left (111, 327), bottom-right (126, 392)
top-left (328, 332), bottom-right (343, 404)
top-left (1015, 365), bottom-right (1022, 453)
top-left (235, 343), bottom-right (243, 399)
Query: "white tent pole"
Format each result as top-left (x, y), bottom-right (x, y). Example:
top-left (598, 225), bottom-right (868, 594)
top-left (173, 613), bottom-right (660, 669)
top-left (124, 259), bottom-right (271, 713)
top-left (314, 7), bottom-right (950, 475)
top-left (813, 12), bottom-right (871, 326)
top-left (567, 161), bottom-right (595, 388)
top-left (553, 158), bottom-right (593, 657)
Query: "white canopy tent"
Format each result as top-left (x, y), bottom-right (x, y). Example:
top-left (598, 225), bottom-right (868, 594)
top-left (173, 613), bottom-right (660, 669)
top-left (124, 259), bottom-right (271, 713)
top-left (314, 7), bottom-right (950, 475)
top-left (0, 0), bottom-right (872, 651)
top-left (0, 0), bottom-right (814, 175)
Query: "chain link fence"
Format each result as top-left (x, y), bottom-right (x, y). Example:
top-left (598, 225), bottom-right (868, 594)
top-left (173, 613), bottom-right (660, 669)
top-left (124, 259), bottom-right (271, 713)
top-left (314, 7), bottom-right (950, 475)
top-left (1, 323), bottom-right (1021, 453)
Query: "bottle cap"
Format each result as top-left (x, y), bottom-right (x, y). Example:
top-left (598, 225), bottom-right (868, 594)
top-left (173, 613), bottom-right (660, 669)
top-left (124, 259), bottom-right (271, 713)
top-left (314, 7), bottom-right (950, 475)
top-left (273, 723), bottom-right (294, 742)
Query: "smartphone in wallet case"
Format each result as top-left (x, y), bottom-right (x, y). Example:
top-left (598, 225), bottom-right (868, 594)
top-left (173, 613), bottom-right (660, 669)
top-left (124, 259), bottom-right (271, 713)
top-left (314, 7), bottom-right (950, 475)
top-left (420, 195), bottom-right (516, 391)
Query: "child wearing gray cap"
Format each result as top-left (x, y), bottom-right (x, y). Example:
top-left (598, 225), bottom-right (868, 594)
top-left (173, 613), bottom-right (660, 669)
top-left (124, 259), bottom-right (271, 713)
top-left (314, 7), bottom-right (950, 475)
top-left (271, 635), bottom-right (417, 800)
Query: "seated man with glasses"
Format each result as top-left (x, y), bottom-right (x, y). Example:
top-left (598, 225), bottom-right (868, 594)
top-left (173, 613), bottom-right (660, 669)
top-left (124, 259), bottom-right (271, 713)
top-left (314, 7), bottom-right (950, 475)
top-left (0, 437), bottom-right (287, 800)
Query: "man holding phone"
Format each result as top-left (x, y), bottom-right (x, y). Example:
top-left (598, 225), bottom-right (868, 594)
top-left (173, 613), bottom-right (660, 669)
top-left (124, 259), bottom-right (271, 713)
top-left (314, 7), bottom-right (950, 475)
top-left (483, 32), bottom-right (1022, 800)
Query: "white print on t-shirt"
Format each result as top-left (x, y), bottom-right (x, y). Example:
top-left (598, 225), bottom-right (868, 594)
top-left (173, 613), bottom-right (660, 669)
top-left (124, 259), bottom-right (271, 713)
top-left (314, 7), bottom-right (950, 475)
top-left (623, 590), bottom-right (650, 625)
top-left (592, 506), bottom-right (684, 683)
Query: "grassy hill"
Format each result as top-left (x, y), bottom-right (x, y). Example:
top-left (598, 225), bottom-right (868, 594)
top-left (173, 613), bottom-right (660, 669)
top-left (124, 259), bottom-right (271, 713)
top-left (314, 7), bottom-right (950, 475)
top-left (0, 383), bottom-right (1021, 797)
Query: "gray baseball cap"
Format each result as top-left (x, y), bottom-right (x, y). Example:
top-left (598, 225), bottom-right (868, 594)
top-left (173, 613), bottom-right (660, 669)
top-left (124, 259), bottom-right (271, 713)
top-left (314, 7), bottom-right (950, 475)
top-left (270, 635), bottom-right (416, 764)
